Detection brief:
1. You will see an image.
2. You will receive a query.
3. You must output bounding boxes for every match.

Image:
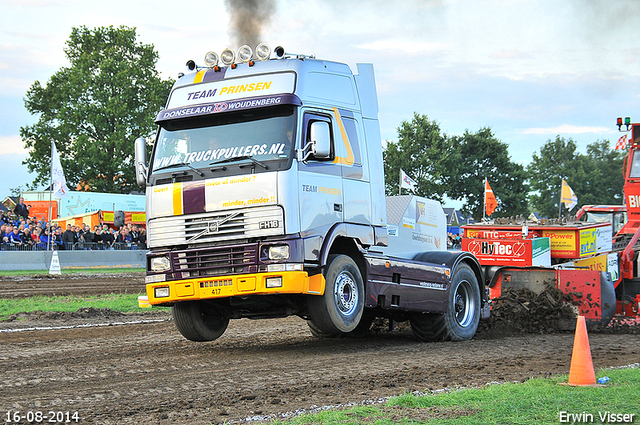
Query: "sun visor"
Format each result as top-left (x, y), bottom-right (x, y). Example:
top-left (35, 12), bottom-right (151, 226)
top-left (156, 93), bottom-right (301, 123)
top-left (156, 71), bottom-right (300, 123)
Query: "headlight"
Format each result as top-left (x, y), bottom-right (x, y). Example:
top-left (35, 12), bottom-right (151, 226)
top-left (266, 277), bottom-right (283, 288)
top-left (255, 43), bottom-right (270, 61)
top-left (268, 245), bottom-right (290, 260)
top-left (220, 48), bottom-right (235, 66)
top-left (237, 45), bottom-right (253, 63)
top-left (150, 256), bottom-right (171, 272)
top-left (204, 51), bottom-right (219, 67)
top-left (154, 287), bottom-right (170, 298)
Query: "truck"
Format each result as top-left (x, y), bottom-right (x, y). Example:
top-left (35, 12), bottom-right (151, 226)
top-left (134, 44), bottom-right (486, 342)
top-left (576, 205), bottom-right (627, 236)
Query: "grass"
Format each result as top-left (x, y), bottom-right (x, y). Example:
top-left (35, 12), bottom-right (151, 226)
top-left (0, 293), bottom-right (164, 319)
top-left (271, 367), bottom-right (640, 424)
top-left (0, 267), bottom-right (145, 276)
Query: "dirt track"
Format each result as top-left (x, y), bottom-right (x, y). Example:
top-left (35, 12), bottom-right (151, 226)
top-left (1, 274), bottom-right (639, 424)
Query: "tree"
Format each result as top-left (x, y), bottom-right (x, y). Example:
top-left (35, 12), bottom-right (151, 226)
top-left (383, 113), bottom-right (455, 203)
top-left (580, 140), bottom-right (624, 205)
top-left (446, 128), bottom-right (528, 220)
top-left (20, 26), bottom-right (174, 193)
top-left (527, 136), bottom-right (623, 218)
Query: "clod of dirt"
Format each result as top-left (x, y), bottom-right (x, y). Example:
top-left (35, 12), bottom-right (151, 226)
top-left (477, 287), bottom-right (577, 338)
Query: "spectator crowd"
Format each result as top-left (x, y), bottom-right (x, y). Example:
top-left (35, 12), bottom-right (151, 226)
top-left (1, 198), bottom-right (146, 251)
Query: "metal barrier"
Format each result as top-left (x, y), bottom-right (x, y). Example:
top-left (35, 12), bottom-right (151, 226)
top-left (0, 250), bottom-right (147, 270)
top-left (1, 242), bottom-right (147, 251)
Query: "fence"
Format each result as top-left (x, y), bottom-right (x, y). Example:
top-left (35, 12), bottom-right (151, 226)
top-left (0, 249), bottom-right (147, 270)
top-left (1, 242), bottom-right (146, 251)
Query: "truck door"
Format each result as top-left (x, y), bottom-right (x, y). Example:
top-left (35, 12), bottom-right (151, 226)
top-left (298, 112), bottom-right (344, 236)
top-left (332, 108), bottom-right (371, 225)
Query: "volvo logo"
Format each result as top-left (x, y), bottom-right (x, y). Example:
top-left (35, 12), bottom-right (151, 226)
top-left (187, 212), bottom-right (240, 243)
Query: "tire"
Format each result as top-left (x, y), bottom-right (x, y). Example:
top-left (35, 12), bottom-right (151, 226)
top-left (307, 320), bottom-right (342, 338)
top-left (307, 310), bottom-right (374, 339)
top-left (172, 301), bottom-right (229, 342)
top-left (410, 263), bottom-right (480, 342)
top-left (307, 254), bottom-right (365, 334)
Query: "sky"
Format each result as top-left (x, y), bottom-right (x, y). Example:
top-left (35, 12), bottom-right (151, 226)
top-left (2, 0), bottom-right (640, 207)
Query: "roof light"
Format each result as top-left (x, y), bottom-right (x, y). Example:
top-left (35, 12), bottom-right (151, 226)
top-left (237, 45), bottom-right (253, 63)
top-left (255, 43), bottom-right (270, 61)
top-left (220, 48), bottom-right (235, 66)
top-left (625, 117), bottom-right (631, 126)
top-left (274, 46), bottom-right (285, 58)
top-left (186, 60), bottom-right (197, 71)
top-left (204, 51), bottom-right (219, 67)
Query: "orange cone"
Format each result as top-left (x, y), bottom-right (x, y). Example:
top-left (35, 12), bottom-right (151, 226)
top-left (561, 316), bottom-right (599, 386)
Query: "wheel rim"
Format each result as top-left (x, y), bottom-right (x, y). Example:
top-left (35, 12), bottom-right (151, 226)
top-left (454, 280), bottom-right (474, 326)
top-left (334, 271), bottom-right (358, 316)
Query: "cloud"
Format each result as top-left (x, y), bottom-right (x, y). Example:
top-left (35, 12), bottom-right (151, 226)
top-left (0, 135), bottom-right (29, 155)
top-left (357, 39), bottom-right (449, 54)
top-left (521, 125), bottom-right (610, 135)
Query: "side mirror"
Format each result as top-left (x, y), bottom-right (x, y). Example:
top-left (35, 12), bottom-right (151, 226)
top-left (134, 137), bottom-right (148, 186)
top-left (309, 121), bottom-right (331, 158)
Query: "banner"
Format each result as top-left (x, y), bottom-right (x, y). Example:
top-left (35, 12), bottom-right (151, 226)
top-left (51, 142), bottom-right (70, 198)
top-left (485, 178), bottom-right (497, 216)
top-left (400, 169), bottom-right (417, 192)
top-left (561, 179), bottom-right (578, 211)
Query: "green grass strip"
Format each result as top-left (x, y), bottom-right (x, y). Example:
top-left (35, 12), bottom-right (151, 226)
top-left (0, 267), bottom-right (145, 276)
top-left (274, 368), bottom-right (639, 424)
top-left (0, 293), bottom-right (166, 319)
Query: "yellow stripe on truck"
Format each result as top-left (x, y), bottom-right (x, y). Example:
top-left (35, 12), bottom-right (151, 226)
top-left (146, 271), bottom-right (326, 305)
top-left (193, 70), bottom-right (206, 84)
top-left (172, 182), bottom-right (183, 215)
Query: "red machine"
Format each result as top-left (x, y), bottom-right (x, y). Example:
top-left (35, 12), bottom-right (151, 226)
top-left (613, 118), bottom-right (640, 317)
top-left (576, 205), bottom-right (627, 236)
top-left (459, 118), bottom-right (640, 325)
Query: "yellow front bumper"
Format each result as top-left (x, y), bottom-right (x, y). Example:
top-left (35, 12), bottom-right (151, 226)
top-left (146, 270), bottom-right (325, 305)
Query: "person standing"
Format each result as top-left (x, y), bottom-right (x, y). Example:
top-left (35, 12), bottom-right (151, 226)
top-left (14, 197), bottom-right (29, 221)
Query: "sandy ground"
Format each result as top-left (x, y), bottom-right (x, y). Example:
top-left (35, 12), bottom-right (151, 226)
top-left (1, 273), bottom-right (638, 424)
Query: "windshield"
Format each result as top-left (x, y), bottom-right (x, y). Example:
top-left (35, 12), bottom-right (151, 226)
top-left (584, 211), bottom-right (627, 234)
top-left (151, 105), bottom-right (295, 177)
top-left (630, 150), bottom-right (640, 178)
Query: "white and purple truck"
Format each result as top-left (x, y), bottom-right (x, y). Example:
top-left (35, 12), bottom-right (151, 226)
top-left (135, 44), bottom-right (486, 342)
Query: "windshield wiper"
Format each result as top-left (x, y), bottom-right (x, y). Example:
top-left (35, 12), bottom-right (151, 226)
top-left (154, 162), bottom-right (205, 177)
top-left (210, 155), bottom-right (268, 170)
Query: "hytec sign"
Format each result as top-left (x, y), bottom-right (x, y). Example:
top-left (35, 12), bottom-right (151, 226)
top-left (462, 237), bottom-right (551, 267)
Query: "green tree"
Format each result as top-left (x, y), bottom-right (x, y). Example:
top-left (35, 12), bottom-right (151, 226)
top-left (446, 128), bottom-right (528, 220)
top-left (527, 136), bottom-right (623, 218)
top-left (579, 140), bottom-right (624, 205)
top-left (20, 25), bottom-right (173, 193)
top-left (383, 113), bottom-right (455, 203)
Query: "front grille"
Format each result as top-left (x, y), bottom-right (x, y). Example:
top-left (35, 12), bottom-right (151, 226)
top-left (173, 243), bottom-right (258, 278)
top-left (147, 205), bottom-right (284, 248)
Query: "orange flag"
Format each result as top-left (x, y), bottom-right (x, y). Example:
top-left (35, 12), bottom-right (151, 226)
top-left (485, 178), bottom-right (497, 216)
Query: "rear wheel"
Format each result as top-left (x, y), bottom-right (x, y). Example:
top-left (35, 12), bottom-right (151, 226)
top-left (172, 301), bottom-right (229, 342)
top-left (308, 254), bottom-right (364, 334)
top-left (411, 263), bottom-right (480, 342)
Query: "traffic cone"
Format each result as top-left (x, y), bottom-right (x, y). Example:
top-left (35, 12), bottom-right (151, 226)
top-left (561, 316), bottom-right (599, 386)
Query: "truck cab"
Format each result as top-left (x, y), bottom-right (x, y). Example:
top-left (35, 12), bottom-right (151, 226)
top-left (135, 44), bottom-right (484, 342)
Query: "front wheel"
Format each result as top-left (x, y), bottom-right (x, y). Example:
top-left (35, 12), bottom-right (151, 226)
top-left (410, 263), bottom-right (480, 342)
top-left (172, 301), bottom-right (229, 342)
top-left (307, 254), bottom-right (364, 334)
